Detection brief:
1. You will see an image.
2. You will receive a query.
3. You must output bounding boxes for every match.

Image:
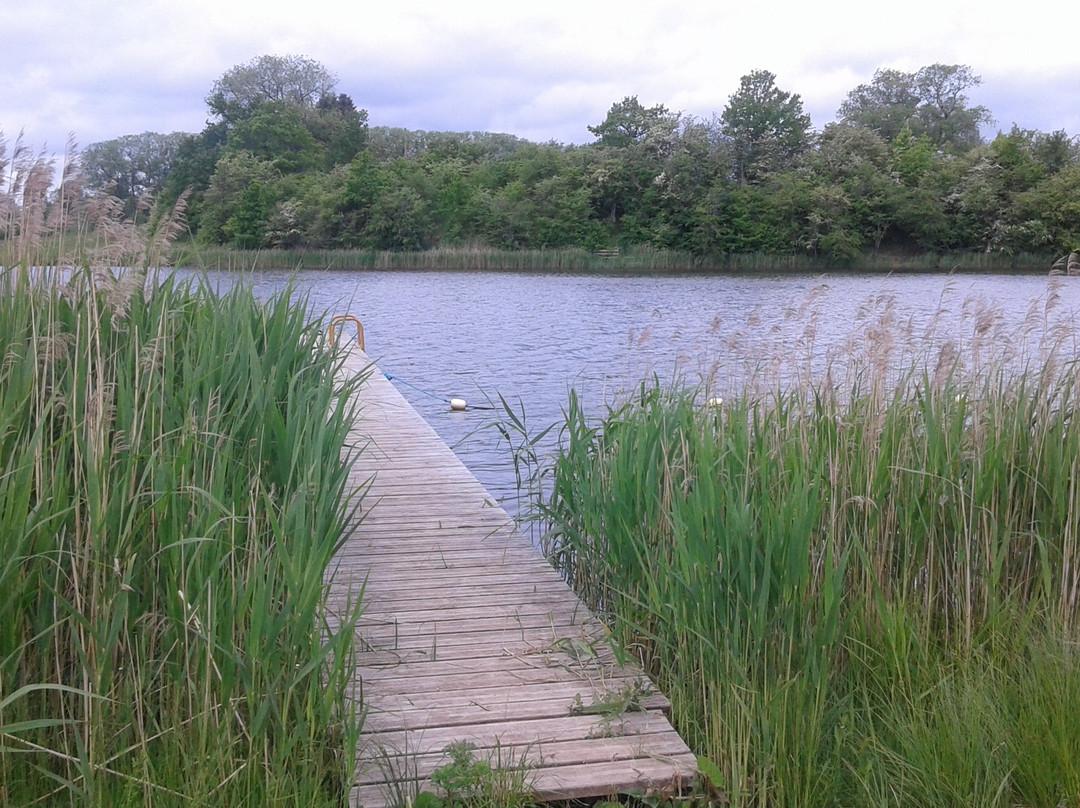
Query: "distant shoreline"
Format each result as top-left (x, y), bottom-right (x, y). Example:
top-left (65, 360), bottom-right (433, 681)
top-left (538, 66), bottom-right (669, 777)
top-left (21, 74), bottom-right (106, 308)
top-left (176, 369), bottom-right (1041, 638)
top-left (173, 245), bottom-right (1056, 275)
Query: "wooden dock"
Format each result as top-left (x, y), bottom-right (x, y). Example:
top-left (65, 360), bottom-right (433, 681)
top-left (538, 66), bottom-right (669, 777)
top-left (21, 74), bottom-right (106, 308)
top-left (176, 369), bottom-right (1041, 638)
top-left (326, 349), bottom-right (696, 807)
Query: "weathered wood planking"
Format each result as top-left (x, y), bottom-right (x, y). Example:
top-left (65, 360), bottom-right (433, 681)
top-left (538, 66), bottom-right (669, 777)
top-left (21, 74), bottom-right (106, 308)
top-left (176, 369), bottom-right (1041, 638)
top-left (326, 348), bottom-right (696, 807)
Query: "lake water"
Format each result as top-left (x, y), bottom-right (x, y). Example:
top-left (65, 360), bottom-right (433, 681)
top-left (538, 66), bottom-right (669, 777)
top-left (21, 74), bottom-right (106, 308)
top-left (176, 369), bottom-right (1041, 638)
top-left (184, 269), bottom-right (1079, 517)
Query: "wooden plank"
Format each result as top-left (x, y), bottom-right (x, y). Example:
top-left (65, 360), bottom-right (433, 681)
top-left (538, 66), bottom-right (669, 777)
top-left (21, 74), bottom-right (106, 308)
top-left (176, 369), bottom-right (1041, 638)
top-left (360, 712), bottom-right (678, 760)
top-left (353, 676), bottom-right (660, 708)
top-left (360, 692), bottom-right (673, 734)
top-left (328, 348), bottom-right (695, 807)
top-left (338, 634), bottom-right (617, 666)
top-left (355, 726), bottom-right (694, 785)
top-left (348, 625), bottom-right (612, 656)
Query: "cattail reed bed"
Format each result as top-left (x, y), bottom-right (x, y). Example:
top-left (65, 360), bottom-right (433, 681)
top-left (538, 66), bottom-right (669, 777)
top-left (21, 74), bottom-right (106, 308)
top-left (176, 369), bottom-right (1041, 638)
top-left (0, 266), bottom-right (364, 805)
top-left (531, 304), bottom-right (1080, 806)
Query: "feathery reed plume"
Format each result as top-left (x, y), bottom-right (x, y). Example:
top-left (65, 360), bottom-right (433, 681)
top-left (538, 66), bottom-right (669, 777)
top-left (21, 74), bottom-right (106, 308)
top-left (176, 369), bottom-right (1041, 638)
top-left (525, 280), bottom-right (1080, 808)
top-left (1, 135), bottom-right (364, 804)
top-left (145, 188), bottom-right (191, 271)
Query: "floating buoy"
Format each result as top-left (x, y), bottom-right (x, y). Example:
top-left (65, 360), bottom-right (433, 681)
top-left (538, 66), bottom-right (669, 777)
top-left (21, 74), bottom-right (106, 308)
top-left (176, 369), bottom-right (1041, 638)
top-left (449, 398), bottom-right (468, 411)
top-left (707, 397), bottom-right (724, 408)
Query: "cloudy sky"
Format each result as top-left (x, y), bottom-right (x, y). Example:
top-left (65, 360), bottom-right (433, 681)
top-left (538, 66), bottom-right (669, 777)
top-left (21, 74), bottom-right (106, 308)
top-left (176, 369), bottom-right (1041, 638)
top-left (3, 0), bottom-right (1078, 156)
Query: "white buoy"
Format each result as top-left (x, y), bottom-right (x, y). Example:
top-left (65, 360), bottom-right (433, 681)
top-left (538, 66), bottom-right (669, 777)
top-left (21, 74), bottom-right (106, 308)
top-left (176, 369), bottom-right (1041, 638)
top-left (449, 398), bottom-right (467, 411)
top-left (707, 397), bottom-right (724, 408)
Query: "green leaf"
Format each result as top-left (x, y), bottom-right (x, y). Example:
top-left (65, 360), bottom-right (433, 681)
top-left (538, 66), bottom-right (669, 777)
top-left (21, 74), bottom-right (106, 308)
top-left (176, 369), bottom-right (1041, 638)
top-left (696, 755), bottom-right (725, 790)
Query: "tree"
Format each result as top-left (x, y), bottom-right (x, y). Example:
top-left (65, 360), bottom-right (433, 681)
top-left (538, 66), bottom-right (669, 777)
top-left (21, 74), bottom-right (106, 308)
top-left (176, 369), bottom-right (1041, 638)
top-left (913, 64), bottom-right (992, 151)
top-left (890, 124), bottom-right (935, 186)
top-left (808, 123), bottom-right (898, 253)
top-left (199, 151), bottom-right (279, 245)
top-left (588, 96), bottom-right (679, 149)
top-left (364, 186), bottom-right (429, 250)
top-left (837, 69), bottom-right (920, 142)
top-left (309, 93), bottom-right (369, 167)
top-left (207, 54), bottom-right (338, 124)
top-left (226, 103), bottom-right (323, 173)
top-left (887, 126), bottom-right (955, 250)
top-left (720, 70), bottom-right (811, 185)
top-left (839, 64), bottom-right (992, 152)
top-left (82, 132), bottom-right (187, 216)
top-left (1011, 165), bottom-right (1080, 252)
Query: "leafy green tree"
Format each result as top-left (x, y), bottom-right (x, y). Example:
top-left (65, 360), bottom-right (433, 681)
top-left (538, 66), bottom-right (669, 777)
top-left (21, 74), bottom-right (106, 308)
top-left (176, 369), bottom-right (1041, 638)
top-left (331, 151), bottom-right (384, 244)
top-left (82, 131), bottom-right (187, 217)
top-left (991, 127), bottom-right (1051, 192)
top-left (727, 181), bottom-right (804, 252)
top-left (946, 146), bottom-right (1011, 250)
top-left (720, 70), bottom-right (811, 185)
top-left (207, 54), bottom-right (337, 125)
top-left (224, 179), bottom-right (276, 248)
top-left (1027, 129), bottom-right (1079, 175)
top-left (913, 64), bottom-right (992, 151)
top-left (588, 96), bottom-right (679, 149)
top-left (840, 64), bottom-right (991, 152)
top-left (615, 118), bottom-right (725, 251)
top-left (226, 102), bottom-right (323, 173)
top-left (586, 150), bottom-right (646, 226)
top-left (837, 69), bottom-right (920, 142)
top-left (480, 151), bottom-right (602, 249)
top-left (159, 123), bottom-right (228, 227)
top-left (428, 158), bottom-right (482, 244)
top-left (308, 93), bottom-right (369, 168)
top-left (805, 124), bottom-right (899, 256)
top-left (199, 151), bottom-right (279, 245)
top-left (364, 186), bottom-right (429, 250)
top-left (264, 171), bottom-right (342, 248)
top-left (1011, 165), bottom-right (1080, 252)
top-left (991, 126), bottom-right (1077, 186)
top-left (890, 124), bottom-right (936, 186)
top-left (938, 128), bottom-right (1078, 254)
top-left (887, 128), bottom-right (958, 250)
top-left (161, 54), bottom-right (370, 239)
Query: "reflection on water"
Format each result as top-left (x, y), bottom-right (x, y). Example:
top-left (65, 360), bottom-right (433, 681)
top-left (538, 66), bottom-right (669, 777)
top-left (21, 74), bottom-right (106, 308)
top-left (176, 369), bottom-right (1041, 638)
top-left (177, 268), bottom-right (1079, 516)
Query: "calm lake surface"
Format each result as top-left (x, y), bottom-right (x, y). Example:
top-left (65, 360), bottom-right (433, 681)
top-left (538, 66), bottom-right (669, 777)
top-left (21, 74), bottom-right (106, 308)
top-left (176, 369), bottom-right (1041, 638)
top-left (186, 269), bottom-right (1079, 516)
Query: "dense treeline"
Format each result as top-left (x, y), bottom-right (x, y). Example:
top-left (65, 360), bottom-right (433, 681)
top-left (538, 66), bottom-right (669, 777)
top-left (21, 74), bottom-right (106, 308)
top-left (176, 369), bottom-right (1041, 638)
top-left (81, 55), bottom-right (1080, 262)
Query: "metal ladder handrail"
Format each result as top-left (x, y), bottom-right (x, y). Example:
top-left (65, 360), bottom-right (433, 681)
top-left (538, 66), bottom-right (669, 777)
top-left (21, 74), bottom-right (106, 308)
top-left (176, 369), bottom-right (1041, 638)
top-left (329, 314), bottom-right (365, 350)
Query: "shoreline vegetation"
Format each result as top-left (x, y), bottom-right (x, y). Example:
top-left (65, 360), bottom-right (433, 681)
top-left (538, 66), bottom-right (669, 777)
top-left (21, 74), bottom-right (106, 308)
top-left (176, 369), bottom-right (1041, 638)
top-left (177, 244), bottom-right (1057, 275)
top-left (60, 55), bottom-right (1080, 270)
top-left (524, 291), bottom-right (1080, 807)
top-left (0, 266), bottom-right (366, 806)
top-left (0, 164), bottom-right (366, 804)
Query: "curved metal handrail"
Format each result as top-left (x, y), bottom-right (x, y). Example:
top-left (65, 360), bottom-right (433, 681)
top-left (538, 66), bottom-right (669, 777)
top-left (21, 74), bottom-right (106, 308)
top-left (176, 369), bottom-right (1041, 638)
top-left (329, 314), bottom-right (365, 350)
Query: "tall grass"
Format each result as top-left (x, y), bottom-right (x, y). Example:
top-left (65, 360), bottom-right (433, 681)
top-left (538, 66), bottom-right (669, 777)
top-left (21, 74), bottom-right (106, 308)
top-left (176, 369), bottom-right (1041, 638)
top-left (531, 296), bottom-right (1080, 806)
top-left (1, 135), bottom-right (365, 805)
top-left (180, 244), bottom-right (1052, 275)
top-left (178, 244), bottom-right (716, 273)
top-left (0, 267), bottom-right (365, 805)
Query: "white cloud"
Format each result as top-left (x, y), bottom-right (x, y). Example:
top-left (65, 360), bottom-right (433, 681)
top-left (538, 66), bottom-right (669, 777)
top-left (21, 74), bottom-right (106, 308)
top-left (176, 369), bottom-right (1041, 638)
top-left (2, 0), bottom-right (1078, 153)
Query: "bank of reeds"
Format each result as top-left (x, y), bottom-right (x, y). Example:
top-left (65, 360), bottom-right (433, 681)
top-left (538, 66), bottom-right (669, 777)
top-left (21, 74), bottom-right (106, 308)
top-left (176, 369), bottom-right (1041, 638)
top-left (177, 244), bottom-right (714, 273)
top-left (1, 134), bottom-right (365, 805)
top-left (0, 266), bottom-right (365, 805)
top-left (532, 296), bottom-right (1080, 806)
top-left (179, 244), bottom-right (1051, 275)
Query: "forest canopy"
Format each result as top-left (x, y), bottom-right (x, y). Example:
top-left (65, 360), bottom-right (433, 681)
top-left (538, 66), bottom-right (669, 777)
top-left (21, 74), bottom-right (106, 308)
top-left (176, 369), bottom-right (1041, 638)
top-left (74, 54), bottom-right (1080, 261)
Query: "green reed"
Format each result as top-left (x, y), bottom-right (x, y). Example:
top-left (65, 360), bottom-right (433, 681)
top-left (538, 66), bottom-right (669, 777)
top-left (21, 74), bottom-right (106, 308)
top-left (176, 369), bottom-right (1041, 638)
top-left (178, 244), bottom-right (1051, 275)
top-left (532, 355), bottom-right (1080, 806)
top-left (0, 267), bottom-right (364, 806)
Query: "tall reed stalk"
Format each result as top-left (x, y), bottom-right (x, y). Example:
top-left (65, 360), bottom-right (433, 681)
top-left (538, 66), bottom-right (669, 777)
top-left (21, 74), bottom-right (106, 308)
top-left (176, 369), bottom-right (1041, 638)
top-left (180, 245), bottom-right (1051, 275)
top-left (531, 298), bottom-right (1080, 807)
top-left (1, 134), bottom-right (365, 805)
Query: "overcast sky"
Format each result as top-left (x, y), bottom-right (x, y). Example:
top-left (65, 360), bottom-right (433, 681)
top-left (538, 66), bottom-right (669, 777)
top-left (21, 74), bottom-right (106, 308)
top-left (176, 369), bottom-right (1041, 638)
top-left (3, 0), bottom-right (1079, 157)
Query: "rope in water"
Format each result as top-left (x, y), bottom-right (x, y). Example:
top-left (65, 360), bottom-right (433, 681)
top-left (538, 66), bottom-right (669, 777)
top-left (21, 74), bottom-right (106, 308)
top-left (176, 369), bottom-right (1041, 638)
top-left (383, 373), bottom-right (498, 410)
